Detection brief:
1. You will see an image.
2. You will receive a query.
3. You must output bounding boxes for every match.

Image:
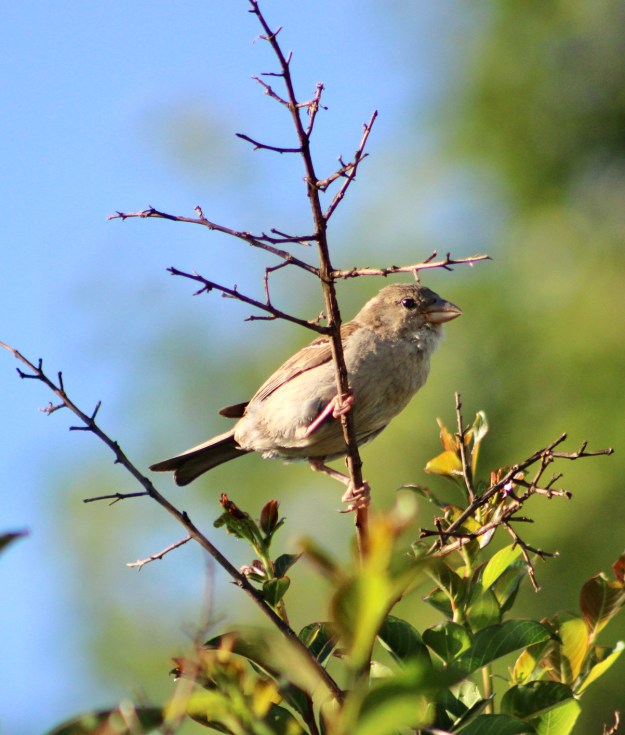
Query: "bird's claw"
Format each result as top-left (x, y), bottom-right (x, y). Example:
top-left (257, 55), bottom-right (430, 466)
top-left (339, 482), bottom-right (371, 513)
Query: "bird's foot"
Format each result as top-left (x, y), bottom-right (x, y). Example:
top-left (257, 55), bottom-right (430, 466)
top-left (308, 458), bottom-right (370, 513)
top-left (340, 482), bottom-right (371, 513)
top-left (305, 392), bottom-right (354, 437)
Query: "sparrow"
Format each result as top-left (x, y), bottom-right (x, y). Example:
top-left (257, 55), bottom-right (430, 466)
top-left (150, 283), bottom-right (461, 504)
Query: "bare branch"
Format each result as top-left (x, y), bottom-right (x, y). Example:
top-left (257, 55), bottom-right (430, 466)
top-left (332, 252), bottom-right (492, 280)
top-left (235, 132), bottom-right (302, 154)
top-left (108, 206), bottom-right (320, 277)
top-left (454, 393), bottom-right (475, 502)
top-left (324, 110), bottom-right (378, 221)
top-left (167, 267), bottom-right (328, 333)
top-left (84, 491), bottom-right (149, 505)
top-left (127, 535), bottom-right (192, 570)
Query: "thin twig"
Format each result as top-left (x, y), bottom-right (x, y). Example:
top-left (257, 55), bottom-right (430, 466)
top-left (454, 393), bottom-right (475, 502)
top-left (324, 110), bottom-right (378, 221)
top-left (331, 252), bottom-right (491, 280)
top-left (127, 535), bottom-right (193, 570)
top-left (235, 132), bottom-right (302, 154)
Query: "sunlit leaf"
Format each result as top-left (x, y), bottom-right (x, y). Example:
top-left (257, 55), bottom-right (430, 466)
top-left (437, 418), bottom-right (459, 452)
top-left (482, 545), bottom-right (523, 590)
top-left (577, 640), bottom-right (625, 693)
top-left (531, 698), bottom-right (581, 735)
top-left (425, 450), bottom-right (462, 477)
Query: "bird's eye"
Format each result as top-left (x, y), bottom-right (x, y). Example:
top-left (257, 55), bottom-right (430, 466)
top-left (401, 297), bottom-right (417, 309)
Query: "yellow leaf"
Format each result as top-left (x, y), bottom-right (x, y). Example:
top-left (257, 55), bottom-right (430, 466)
top-left (425, 450), bottom-right (462, 477)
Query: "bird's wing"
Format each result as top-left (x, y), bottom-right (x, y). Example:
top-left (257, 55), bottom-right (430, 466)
top-left (248, 322), bottom-right (360, 406)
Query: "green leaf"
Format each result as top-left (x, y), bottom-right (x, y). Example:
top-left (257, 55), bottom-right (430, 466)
top-left (274, 553), bottom-right (301, 578)
top-left (0, 530), bottom-right (27, 555)
top-left (424, 563), bottom-right (467, 618)
top-left (423, 621), bottom-right (472, 663)
top-left (578, 640), bottom-right (625, 693)
top-left (298, 622), bottom-right (339, 665)
top-left (377, 615), bottom-right (430, 664)
top-left (466, 586), bottom-right (501, 631)
top-left (532, 698), bottom-right (581, 735)
top-left (493, 565), bottom-right (526, 614)
top-left (45, 707), bottom-right (163, 735)
top-left (580, 571), bottom-right (625, 637)
top-left (457, 713), bottom-right (534, 734)
top-left (262, 577), bottom-right (290, 607)
top-left (458, 620), bottom-right (553, 674)
top-left (501, 681), bottom-right (574, 719)
top-left (482, 545), bottom-right (523, 590)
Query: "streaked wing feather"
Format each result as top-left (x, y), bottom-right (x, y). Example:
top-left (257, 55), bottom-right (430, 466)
top-left (249, 322), bottom-right (360, 405)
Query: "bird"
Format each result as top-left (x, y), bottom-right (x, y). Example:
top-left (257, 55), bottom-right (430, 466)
top-left (150, 283), bottom-right (461, 506)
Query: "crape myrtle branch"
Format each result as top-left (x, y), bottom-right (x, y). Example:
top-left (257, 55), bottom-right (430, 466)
top-left (0, 340), bottom-right (344, 704)
top-left (422, 397), bottom-right (613, 589)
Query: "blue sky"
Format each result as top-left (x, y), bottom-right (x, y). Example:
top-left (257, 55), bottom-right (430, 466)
top-left (0, 2), bottom-right (474, 733)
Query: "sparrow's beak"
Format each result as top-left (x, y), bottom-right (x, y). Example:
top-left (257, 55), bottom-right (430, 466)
top-left (424, 299), bottom-right (462, 324)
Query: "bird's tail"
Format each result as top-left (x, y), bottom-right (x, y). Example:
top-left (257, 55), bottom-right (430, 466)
top-left (149, 430), bottom-right (249, 486)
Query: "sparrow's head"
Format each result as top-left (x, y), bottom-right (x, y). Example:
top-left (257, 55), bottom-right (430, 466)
top-left (356, 283), bottom-right (461, 340)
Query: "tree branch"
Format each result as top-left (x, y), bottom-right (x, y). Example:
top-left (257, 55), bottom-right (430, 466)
top-left (0, 340), bottom-right (344, 704)
top-left (167, 267), bottom-right (328, 333)
top-left (108, 206), bottom-right (320, 276)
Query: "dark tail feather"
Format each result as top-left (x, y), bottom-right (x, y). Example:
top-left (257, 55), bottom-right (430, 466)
top-left (149, 430), bottom-right (249, 486)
